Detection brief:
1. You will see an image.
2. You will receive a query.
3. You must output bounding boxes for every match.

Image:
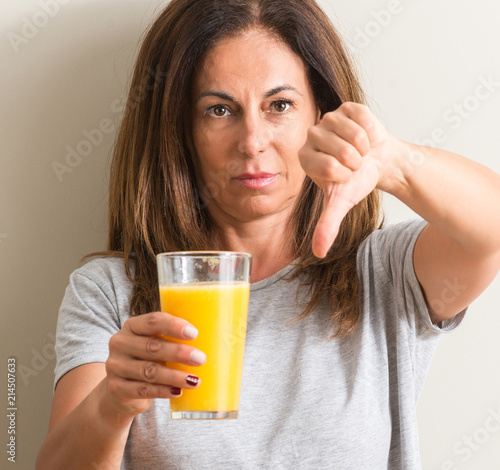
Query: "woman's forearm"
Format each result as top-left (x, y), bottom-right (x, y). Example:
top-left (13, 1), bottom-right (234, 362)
top-left (36, 378), bottom-right (133, 470)
top-left (387, 141), bottom-right (500, 256)
top-left (298, 102), bottom-right (500, 259)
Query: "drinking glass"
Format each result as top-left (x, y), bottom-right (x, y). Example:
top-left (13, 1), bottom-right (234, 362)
top-left (157, 252), bottom-right (252, 419)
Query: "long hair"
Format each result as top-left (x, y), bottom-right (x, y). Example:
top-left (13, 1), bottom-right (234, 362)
top-left (91, 0), bottom-right (383, 339)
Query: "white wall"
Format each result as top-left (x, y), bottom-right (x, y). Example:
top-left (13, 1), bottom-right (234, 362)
top-left (2, 0), bottom-right (499, 468)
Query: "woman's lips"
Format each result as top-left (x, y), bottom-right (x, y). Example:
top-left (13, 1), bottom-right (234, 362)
top-left (235, 173), bottom-right (279, 189)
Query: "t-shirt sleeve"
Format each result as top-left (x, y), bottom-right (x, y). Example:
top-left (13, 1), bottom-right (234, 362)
top-left (363, 218), bottom-right (466, 337)
top-left (54, 263), bottom-right (123, 391)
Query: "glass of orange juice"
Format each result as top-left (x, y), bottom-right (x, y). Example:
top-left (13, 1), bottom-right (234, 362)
top-left (156, 251), bottom-right (252, 420)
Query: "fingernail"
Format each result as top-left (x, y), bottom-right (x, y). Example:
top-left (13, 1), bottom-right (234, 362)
top-left (190, 349), bottom-right (206, 365)
top-left (183, 325), bottom-right (198, 339)
top-left (186, 375), bottom-right (200, 386)
top-left (171, 387), bottom-right (182, 396)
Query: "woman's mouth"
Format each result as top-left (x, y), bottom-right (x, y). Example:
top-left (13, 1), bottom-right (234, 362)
top-left (235, 173), bottom-right (279, 189)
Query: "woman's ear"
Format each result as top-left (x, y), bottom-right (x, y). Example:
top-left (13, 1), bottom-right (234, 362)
top-left (315, 106), bottom-right (322, 125)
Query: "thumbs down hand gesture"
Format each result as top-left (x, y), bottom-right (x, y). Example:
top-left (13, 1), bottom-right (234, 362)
top-left (299, 102), bottom-right (402, 258)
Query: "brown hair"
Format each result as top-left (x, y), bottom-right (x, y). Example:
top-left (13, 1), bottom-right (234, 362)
top-left (91, 0), bottom-right (383, 338)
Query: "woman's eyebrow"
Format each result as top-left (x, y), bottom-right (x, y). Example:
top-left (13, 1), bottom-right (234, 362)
top-left (197, 91), bottom-right (236, 102)
top-left (196, 85), bottom-right (303, 103)
top-left (264, 85), bottom-right (303, 98)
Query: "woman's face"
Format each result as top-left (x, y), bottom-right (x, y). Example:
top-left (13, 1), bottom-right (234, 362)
top-left (191, 29), bottom-right (319, 224)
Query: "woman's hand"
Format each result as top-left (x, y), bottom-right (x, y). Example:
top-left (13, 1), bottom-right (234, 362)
top-left (299, 102), bottom-right (403, 258)
top-left (104, 312), bottom-right (206, 418)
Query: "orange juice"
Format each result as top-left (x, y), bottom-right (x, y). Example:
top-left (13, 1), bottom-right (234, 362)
top-left (159, 282), bottom-right (250, 414)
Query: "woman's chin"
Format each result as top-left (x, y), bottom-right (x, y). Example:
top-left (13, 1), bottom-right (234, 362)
top-left (207, 196), bottom-right (295, 224)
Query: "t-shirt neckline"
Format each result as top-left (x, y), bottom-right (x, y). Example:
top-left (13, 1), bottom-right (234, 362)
top-left (250, 260), bottom-right (298, 292)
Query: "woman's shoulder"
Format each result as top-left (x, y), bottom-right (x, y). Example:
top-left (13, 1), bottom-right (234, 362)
top-left (356, 217), bottom-right (428, 283)
top-left (62, 256), bottom-right (135, 320)
top-left (69, 255), bottom-right (135, 290)
top-left (359, 217), bottom-right (427, 254)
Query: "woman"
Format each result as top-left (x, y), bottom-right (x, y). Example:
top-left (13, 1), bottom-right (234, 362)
top-left (37, 0), bottom-right (500, 469)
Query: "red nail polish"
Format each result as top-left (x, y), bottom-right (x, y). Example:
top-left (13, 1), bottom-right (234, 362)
top-left (186, 375), bottom-right (200, 386)
top-left (171, 387), bottom-right (182, 396)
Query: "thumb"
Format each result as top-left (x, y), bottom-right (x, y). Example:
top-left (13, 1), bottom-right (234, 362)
top-left (311, 155), bottom-right (380, 258)
top-left (312, 183), bottom-right (354, 258)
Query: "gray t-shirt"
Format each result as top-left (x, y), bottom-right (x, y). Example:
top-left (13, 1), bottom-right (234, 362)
top-left (54, 218), bottom-right (466, 469)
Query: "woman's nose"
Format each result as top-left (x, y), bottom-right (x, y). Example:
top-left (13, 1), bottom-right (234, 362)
top-left (237, 111), bottom-right (271, 158)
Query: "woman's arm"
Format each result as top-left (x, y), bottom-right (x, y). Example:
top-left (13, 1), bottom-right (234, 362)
top-left (36, 365), bottom-right (133, 470)
top-left (386, 142), bottom-right (500, 324)
top-left (36, 312), bottom-right (205, 470)
top-left (299, 102), bottom-right (500, 323)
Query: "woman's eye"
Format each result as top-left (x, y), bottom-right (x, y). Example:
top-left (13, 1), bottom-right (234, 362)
top-left (272, 101), bottom-right (292, 113)
top-left (209, 105), bottom-right (229, 117)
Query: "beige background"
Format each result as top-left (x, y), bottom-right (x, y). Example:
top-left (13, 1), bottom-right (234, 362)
top-left (1, 0), bottom-right (499, 468)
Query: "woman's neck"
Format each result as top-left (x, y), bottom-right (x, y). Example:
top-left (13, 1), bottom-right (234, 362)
top-left (213, 216), bottom-right (296, 283)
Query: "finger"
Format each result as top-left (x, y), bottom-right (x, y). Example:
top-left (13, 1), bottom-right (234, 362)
top-left (299, 147), bottom-right (353, 184)
top-left (307, 126), bottom-right (364, 172)
top-left (312, 184), bottom-right (354, 258)
top-left (109, 333), bottom-right (207, 365)
top-left (107, 357), bottom-right (201, 389)
top-left (339, 102), bottom-right (383, 146)
top-left (319, 112), bottom-right (370, 161)
top-left (312, 155), bottom-right (380, 258)
top-left (124, 311), bottom-right (198, 340)
top-left (108, 377), bottom-right (184, 400)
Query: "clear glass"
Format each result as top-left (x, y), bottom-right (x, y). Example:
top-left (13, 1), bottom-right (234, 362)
top-left (157, 252), bottom-right (252, 420)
